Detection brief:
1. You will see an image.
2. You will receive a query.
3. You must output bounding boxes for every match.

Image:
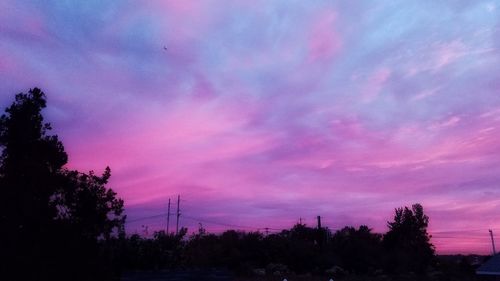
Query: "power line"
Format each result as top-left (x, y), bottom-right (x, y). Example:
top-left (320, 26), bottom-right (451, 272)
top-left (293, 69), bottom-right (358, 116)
top-left (166, 198), bottom-right (171, 234)
top-left (127, 211), bottom-right (282, 232)
top-left (182, 214), bottom-right (282, 232)
top-left (127, 213), bottom-right (167, 223)
top-left (127, 207), bottom-right (499, 240)
top-left (432, 228), bottom-right (499, 234)
top-left (127, 213), bottom-right (498, 237)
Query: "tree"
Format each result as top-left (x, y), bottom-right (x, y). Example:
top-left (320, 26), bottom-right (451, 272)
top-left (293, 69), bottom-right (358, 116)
top-left (58, 168), bottom-right (125, 241)
top-left (0, 88), bottom-right (67, 228)
top-left (330, 226), bottom-right (382, 273)
top-left (0, 88), bottom-right (69, 280)
top-left (383, 203), bottom-right (435, 274)
top-left (0, 88), bottom-right (125, 280)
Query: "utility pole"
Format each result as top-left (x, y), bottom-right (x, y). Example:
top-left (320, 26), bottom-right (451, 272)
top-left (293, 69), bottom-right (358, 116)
top-left (166, 198), bottom-right (171, 234)
top-left (317, 216), bottom-right (325, 249)
top-left (176, 195), bottom-right (180, 235)
top-left (489, 229), bottom-right (496, 255)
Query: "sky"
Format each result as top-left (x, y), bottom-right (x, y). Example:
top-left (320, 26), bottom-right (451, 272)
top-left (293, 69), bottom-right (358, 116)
top-left (1, 0), bottom-right (500, 254)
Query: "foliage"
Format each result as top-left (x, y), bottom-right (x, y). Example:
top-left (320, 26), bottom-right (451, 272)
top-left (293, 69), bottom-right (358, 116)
top-left (118, 229), bottom-right (187, 270)
top-left (119, 207), bottom-right (442, 279)
top-left (0, 88), bottom-right (125, 281)
top-left (330, 225), bottom-right (383, 273)
top-left (58, 168), bottom-right (125, 240)
top-left (383, 203), bottom-right (435, 274)
top-left (0, 88), bottom-right (67, 233)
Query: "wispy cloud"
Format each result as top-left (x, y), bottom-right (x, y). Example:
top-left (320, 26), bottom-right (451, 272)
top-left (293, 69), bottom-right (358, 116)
top-left (1, 0), bottom-right (500, 254)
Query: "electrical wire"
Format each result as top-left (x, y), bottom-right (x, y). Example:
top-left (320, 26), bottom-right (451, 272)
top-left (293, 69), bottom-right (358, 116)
top-left (126, 212), bottom-right (499, 240)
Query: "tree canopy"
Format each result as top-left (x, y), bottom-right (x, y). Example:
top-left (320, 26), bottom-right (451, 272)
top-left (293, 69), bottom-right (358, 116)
top-left (0, 88), bottom-right (67, 233)
top-left (383, 203), bottom-right (435, 274)
top-left (0, 88), bottom-right (125, 281)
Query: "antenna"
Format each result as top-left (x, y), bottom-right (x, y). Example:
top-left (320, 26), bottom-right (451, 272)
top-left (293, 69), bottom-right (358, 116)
top-left (489, 229), bottom-right (496, 255)
top-left (167, 198), bottom-right (171, 234)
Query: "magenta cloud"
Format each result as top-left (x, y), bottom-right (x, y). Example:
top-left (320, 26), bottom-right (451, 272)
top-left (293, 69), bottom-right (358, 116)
top-left (1, 0), bottom-right (500, 254)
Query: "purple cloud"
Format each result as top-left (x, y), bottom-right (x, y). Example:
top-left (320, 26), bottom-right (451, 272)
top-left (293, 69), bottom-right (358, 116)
top-left (1, 0), bottom-right (500, 254)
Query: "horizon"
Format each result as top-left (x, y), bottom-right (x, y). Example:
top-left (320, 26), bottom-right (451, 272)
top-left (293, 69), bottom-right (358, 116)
top-left (1, 0), bottom-right (500, 255)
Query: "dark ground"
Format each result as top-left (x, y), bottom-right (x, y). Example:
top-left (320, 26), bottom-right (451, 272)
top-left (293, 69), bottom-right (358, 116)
top-left (121, 269), bottom-right (233, 281)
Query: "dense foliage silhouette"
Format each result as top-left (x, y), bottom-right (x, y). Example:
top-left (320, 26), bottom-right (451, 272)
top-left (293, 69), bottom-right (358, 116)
top-left (383, 203), bottom-right (435, 274)
top-left (118, 216), bottom-right (474, 280)
top-left (329, 225), bottom-right (383, 274)
top-left (0, 88), bottom-right (125, 281)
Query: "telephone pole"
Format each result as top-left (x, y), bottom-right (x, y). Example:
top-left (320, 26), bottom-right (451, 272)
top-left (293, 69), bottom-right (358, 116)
top-left (176, 195), bottom-right (180, 235)
top-left (166, 198), bottom-right (171, 234)
top-left (489, 229), bottom-right (496, 255)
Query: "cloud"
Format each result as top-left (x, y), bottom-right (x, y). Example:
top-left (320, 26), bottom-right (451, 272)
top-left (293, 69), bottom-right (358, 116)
top-left (1, 0), bottom-right (500, 254)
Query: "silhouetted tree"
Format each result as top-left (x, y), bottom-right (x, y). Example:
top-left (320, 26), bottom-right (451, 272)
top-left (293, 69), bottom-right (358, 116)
top-left (57, 168), bottom-right (125, 241)
top-left (330, 225), bottom-right (382, 273)
top-left (0, 88), bottom-right (68, 280)
top-left (0, 88), bottom-right (125, 281)
top-left (120, 228), bottom-right (187, 270)
top-left (286, 223), bottom-right (320, 273)
top-left (383, 203), bottom-right (435, 274)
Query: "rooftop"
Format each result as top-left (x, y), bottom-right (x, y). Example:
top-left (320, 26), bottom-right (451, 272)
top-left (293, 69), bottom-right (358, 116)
top-left (477, 254), bottom-right (500, 276)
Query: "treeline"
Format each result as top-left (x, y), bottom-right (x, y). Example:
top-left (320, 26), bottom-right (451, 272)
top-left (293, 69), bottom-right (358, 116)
top-left (113, 206), bottom-right (476, 280)
top-left (113, 204), bottom-right (439, 278)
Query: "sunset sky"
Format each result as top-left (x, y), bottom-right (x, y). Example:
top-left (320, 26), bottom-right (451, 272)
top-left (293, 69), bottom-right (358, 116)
top-left (1, 0), bottom-right (500, 254)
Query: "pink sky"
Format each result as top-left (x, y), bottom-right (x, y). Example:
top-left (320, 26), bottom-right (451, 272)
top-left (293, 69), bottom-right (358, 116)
top-left (1, 0), bottom-right (500, 254)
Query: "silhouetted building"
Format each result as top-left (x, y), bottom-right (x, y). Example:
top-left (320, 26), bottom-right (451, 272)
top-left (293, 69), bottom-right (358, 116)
top-left (477, 254), bottom-right (500, 280)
